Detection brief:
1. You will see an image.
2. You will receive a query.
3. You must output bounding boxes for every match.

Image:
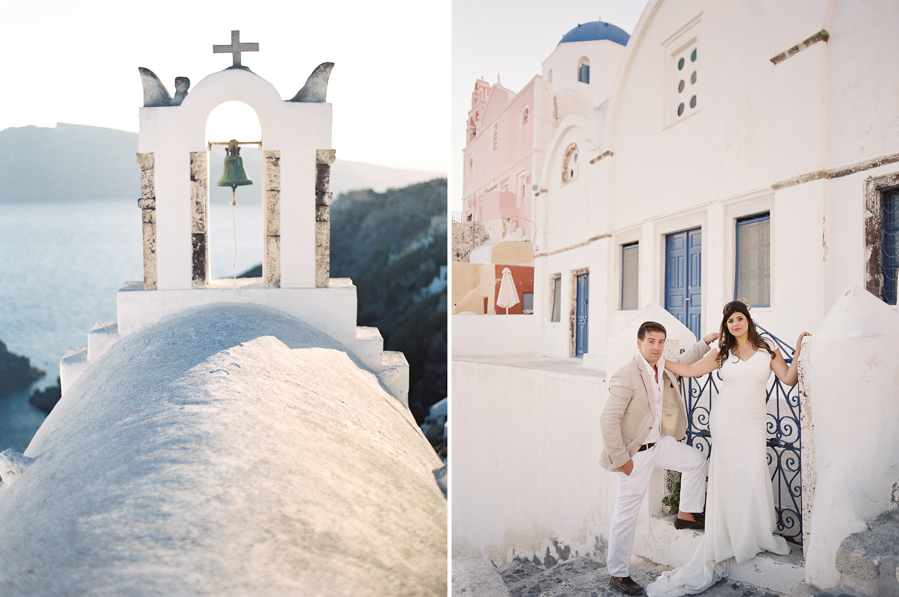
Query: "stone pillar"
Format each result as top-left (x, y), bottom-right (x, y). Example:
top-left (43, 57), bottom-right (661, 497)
top-left (798, 335), bottom-right (815, 553)
top-left (316, 149), bottom-right (336, 288)
top-left (263, 150), bottom-right (281, 288)
top-left (136, 152), bottom-right (157, 290)
top-left (190, 151), bottom-right (209, 288)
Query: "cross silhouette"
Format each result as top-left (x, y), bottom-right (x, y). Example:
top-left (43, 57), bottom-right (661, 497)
top-left (213, 30), bottom-right (259, 68)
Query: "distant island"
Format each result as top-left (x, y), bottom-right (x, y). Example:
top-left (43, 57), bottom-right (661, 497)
top-left (0, 340), bottom-right (44, 396)
top-left (0, 123), bottom-right (444, 204)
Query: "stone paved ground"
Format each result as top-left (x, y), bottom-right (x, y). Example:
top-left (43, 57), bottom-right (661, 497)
top-left (497, 555), bottom-right (818, 597)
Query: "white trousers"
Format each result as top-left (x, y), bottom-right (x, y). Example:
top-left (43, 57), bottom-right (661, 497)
top-left (607, 435), bottom-right (708, 578)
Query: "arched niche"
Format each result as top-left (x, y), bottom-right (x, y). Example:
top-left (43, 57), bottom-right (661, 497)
top-left (197, 101), bottom-right (271, 287)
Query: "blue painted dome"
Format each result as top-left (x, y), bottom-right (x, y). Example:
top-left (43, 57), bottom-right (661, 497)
top-left (559, 21), bottom-right (630, 46)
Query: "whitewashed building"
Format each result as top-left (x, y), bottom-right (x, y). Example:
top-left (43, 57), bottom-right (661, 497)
top-left (453, 1), bottom-right (899, 592)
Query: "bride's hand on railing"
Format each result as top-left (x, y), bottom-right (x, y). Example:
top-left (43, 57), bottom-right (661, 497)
top-left (794, 332), bottom-right (811, 356)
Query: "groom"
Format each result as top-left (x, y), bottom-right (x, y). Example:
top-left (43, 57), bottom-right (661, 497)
top-left (599, 321), bottom-right (718, 595)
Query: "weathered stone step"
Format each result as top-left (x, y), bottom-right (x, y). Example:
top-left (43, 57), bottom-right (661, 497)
top-left (354, 326), bottom-right (384, 371)
top-left (452, 554), bottom-right (511, 597)
top-left (60, 347), bottom-right (87, 395)
top-left (829, 511), bottom-right (899, 597)
top-left (88, 322), bottom-right (119, 362)
top-left (640, 513), bottom-right (805, 594)
top-left (378, 351), bottom-right (409, 408)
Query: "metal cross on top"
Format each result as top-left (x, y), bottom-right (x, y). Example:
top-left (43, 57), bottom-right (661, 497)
top-left (213, 30), bottom-right (259, 68)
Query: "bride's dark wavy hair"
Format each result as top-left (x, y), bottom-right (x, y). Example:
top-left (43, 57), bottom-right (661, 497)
top-left (716, 300), bottom-right (773, 369)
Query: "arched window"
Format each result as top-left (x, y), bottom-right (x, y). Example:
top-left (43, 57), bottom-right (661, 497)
top-left (521, 106), bottom-right (529, 126)
top-left (562, 144), bottom-right (579, 184)
top-left (578, 57), bottom-right (590, 84)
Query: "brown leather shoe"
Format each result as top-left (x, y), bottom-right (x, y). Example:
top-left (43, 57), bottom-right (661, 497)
top-left (610, 575), bottom-right (644, 596)
top-left (674, 516), bottom-right (705, 530)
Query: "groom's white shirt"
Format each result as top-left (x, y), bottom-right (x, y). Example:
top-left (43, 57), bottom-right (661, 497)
top-left (637, 350), bottom-right (665, 446)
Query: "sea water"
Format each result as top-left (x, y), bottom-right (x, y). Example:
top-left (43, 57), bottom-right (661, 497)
top-left (0, 197), bottom-right (264, 451)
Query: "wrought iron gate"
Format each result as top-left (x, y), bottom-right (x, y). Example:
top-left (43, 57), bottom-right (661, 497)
top-left (678, 325), bottom-right (803, 545)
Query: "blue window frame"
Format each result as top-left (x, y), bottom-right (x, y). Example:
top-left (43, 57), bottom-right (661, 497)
top-left (735, 213), bottom-right (770, 307)
top-left (578, 63), bottom-right (590, 84)
top-left (621, 242), bottom-right (639, 310)
top-left (883, 189), bottom-right (899, 305)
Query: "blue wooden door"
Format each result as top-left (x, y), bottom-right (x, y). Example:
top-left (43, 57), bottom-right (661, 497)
top-left (665, 228), bottom-right (702, 338)
top-left (576, 273), bottom-right (589, 357)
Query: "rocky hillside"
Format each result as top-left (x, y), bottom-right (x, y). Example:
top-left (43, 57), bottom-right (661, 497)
top-left (330, 179), bottom-right (447, 424)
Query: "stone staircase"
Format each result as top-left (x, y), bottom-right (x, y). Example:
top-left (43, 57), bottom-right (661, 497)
top-left (60, 319), bottom-right (410, 407)
top-left (812, 510), bottom-right (899, 597)
top-left (638, 512), bottom-right (806, 594)
top-left (453, 512), bottom-right (899, 596)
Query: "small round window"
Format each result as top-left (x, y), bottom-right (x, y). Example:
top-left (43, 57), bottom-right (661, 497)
top-left (678, 80), bottom-right (685, 93)
top-left (678, 57), bottom-right (685, 70)
top-left (691, 48), bottom-right (697, 62)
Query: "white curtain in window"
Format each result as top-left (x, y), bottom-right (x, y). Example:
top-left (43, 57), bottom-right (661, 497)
top-left (736, 218), bottom-right (770, 307)
top-left (621, 244), bottom-right (639, 310)
top-left (550, 277), bottom-right (562, 322)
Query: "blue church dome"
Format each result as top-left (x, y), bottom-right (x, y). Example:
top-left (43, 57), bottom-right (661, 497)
top-left (559, 21), bottom-right (630, 46)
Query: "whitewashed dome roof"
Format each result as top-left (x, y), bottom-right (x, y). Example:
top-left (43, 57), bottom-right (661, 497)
top-left (0, 303), bottom-right (446, 596)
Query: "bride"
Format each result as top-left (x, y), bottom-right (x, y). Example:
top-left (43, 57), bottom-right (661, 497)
top-left (646, 300), bottom-right (810, 596)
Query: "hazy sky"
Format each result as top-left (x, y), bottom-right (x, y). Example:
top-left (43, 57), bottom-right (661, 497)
top-left (451, 0), bottom-right (649, 207)
top-left (0, 0), bottom-right (449, 173)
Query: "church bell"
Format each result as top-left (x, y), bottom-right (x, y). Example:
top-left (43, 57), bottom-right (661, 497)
top-left (216, 139), bottom-right (253, 190)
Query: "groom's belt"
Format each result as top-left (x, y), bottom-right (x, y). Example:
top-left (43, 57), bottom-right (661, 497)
top-left (637, 442), bottom-right (656, 453)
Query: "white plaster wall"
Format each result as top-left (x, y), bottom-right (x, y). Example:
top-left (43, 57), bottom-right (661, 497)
top-left (539, 114), bottom-right (597, 255)
top-left (605, 0), bottom-right (829, 230)
top-left (804, 287), bottom-right (899, 588)
top-left (451, 360), bottom-right (610, 564)
top-left (139, 68), bottom-right (331, 289)
top-left (826, 0), bottom-right (899, 168)
top-left (452, 315), bottom-right (537, 357)
top-left (535, 255), bottom-right (568, 358)
top-left (769, 181), bottom-right (827, 330)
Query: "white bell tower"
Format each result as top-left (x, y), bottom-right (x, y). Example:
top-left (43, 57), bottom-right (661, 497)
top-left (60, 31), bottom-right (409, 407)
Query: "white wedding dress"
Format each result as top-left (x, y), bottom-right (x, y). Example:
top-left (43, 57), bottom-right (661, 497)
top-left (646, 340), bottom-right (791, 596)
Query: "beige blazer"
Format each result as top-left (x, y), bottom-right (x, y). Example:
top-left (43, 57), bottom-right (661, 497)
top-left (599, 341), bottom-right (710, 472)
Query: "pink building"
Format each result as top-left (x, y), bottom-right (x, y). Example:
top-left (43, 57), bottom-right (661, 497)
top-left (462, 77), bottom-right (545, 238)
top-left (461, 20), bottom-right (631, 239)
